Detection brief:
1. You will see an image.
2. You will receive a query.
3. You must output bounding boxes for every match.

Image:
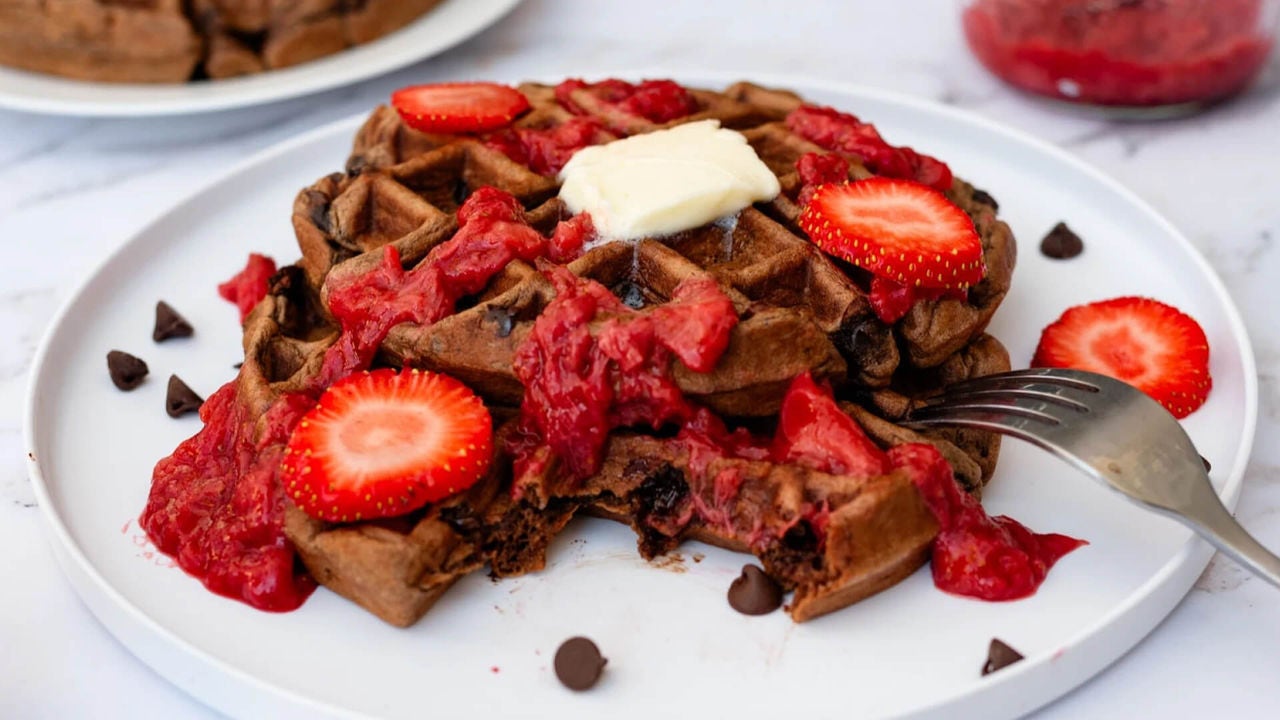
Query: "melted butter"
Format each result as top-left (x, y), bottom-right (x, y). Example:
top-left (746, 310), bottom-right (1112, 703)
top-left (558, 120), bottom-right (780, 244)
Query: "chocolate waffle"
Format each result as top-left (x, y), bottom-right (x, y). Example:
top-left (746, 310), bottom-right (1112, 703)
top-left (324, 82), bottom-right (1015, 379)
top-left (142, 79), bottom-right (1018, 627)
top-left (251, 80), bottom-right (1019, 626)
top-left (0, 1), bottom-right (201, 83)
top-left (195, 0), bottom-right (445, 79)
top-left (254, 265), bottom-right (1005, 626)
top-left (0, 0), bottom-right (442, 83)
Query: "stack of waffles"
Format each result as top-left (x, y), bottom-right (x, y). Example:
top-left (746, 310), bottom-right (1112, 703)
top-left (231, 80), bottom-right (1016, 626)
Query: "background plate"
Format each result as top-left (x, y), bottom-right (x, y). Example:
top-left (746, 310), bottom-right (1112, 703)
top-left (24, 76), bottom-right (1257, 719)
top-left (0, 0), bottom-right (521, 117)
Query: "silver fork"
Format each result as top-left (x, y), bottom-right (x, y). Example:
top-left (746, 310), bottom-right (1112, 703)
top-left (904, 367), bottom-right (1280, 588)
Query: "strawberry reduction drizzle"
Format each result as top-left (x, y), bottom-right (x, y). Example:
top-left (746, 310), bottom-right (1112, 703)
top-left (555, 78), bottom-right (700, 125)
top-left (217, 252), bottom-right (278, 323)
top-left (142, 188), bottom-right (586, 611)
top-left (508, 260), bottom-right (1085, 601)
top-left (509, 265), bottom-right (738, 483)
top-left (787, 105), bottom-right (953, 192)
top-left (485, 78), bottom-right (700, 176)
top-left (484, 117), bottom-right (611, 177)
top-left (694, 373), bottom-right (1087, 600)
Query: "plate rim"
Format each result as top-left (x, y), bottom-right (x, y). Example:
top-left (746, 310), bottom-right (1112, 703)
top-left (0, 0), bottom-right (522, 118)
top-left (23, 73), bottom-right (1259, 719)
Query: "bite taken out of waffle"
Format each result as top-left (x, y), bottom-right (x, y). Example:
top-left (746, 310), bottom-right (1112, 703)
top-left (141, 78), bottom-right (1090, 631)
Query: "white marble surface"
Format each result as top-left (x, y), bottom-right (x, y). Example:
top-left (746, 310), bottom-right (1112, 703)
top-left (2, 1), bottom-right (1278, 717)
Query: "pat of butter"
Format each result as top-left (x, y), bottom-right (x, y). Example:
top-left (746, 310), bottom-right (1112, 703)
top-left (558, 120), bottom-right (780, 242)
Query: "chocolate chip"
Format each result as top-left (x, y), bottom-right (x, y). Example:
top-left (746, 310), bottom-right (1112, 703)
top-left (982, 638), bottom-right (1025, 675)
top-left (166, 375), bottom-right (204, 418)
top-left (153, 301), bottom-right (194, 342)
top-left (554, 637), bottom-right (607, 691)
top-left (1201, 455), bottom-right (1212, 473)
top-left (970, 188), bottom-right (999, 211)
top-left (484, 304), bottom-right (516, 338)
top-left (727, 564), bottom-right (784, 615)
top-left (106, 350), bottom-right (149, 390)
top-left (1039, 222), bottom-right (1084, 260)
top-left (233, 362), bottom-right (243, 369)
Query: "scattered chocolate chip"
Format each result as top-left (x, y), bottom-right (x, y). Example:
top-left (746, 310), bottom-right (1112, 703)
top-left (554, 637), bottom-right (607, 691)
top-left (970, 188), bottom-right (999, 211)
top-left (106, 350), bottom-right (149, 390)
top-left (982, 638), bottom-right (1025, 675)
top-left (153, 301), bottom-right (194, 342)
top-left (166, 375), bottom-right (204, 418)
top-left (484, 304), bottom-right (516, 338)
top-left (1039, 222), bottom-right (1084, 260)
top-left (727, 564), bottom-right (784, 615)
top-left (1200, 455), bottom-right (1212, 473)
top-left (233, 362), bottom-right (243, 370)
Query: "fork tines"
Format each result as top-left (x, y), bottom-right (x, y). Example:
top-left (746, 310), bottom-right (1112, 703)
top-left (908, 369), bottom-right (1105, 427)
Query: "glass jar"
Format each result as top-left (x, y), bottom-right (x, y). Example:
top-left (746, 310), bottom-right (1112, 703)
top-left (960, 0), bottom-right (1279, 116)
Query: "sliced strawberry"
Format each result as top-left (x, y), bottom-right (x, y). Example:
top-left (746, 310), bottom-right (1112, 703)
top-left (282, 368), bottom-right (493, 522)
top-left (798, 177), bottom-right (984, 289)
top-left (1032, 296), bottom-right (1212, 418)
top-left (391, 82), bottom-right (530, 134)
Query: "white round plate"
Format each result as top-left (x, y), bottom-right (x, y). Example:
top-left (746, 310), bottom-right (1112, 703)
top-left (0, 0), bottom-right (521, 117)
top-left (25, 75), bottom-right (1257, 719)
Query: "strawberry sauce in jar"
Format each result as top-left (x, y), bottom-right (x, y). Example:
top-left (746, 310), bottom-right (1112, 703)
top-left (961, 0), bottom-right (1278, 114)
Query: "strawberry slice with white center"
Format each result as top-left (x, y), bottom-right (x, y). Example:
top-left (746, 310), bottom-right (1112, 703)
top-left (391, 82), bottom-right (531, 134)
top-left (283, 368), bottom-right (493, 523)
top-left (1032, 296), bottom-right (1212, 419)
top-left (798, 177), bottom-right (984, 289)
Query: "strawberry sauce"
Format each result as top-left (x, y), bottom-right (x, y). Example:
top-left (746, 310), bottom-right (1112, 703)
top-left (555, 78), bottom-right (700, 124)
top-left (787, 106), bottom-right (953, 191)
top-left (509, 265), bottom-right (738, 481)
top-left (485, 117), bottom-right (611, 177)
top-left (143, 385), bottom-right (317, 611)
top-left (685, 373), bottom-right (1086, 600)
top-left (891, 443), bottom-right (1087, 601)
top-left (962, 0), bottom-right (1274, 107)
top-left (485, 78), bottom-right (701, 176)
top-left (142, 189), bottom-right (571, 611)
top-left (217, 253), bottom-right (278, 324)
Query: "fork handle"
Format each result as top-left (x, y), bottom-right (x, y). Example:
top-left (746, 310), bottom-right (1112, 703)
top-left (1172, 490), bottom-right (1280, 590)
